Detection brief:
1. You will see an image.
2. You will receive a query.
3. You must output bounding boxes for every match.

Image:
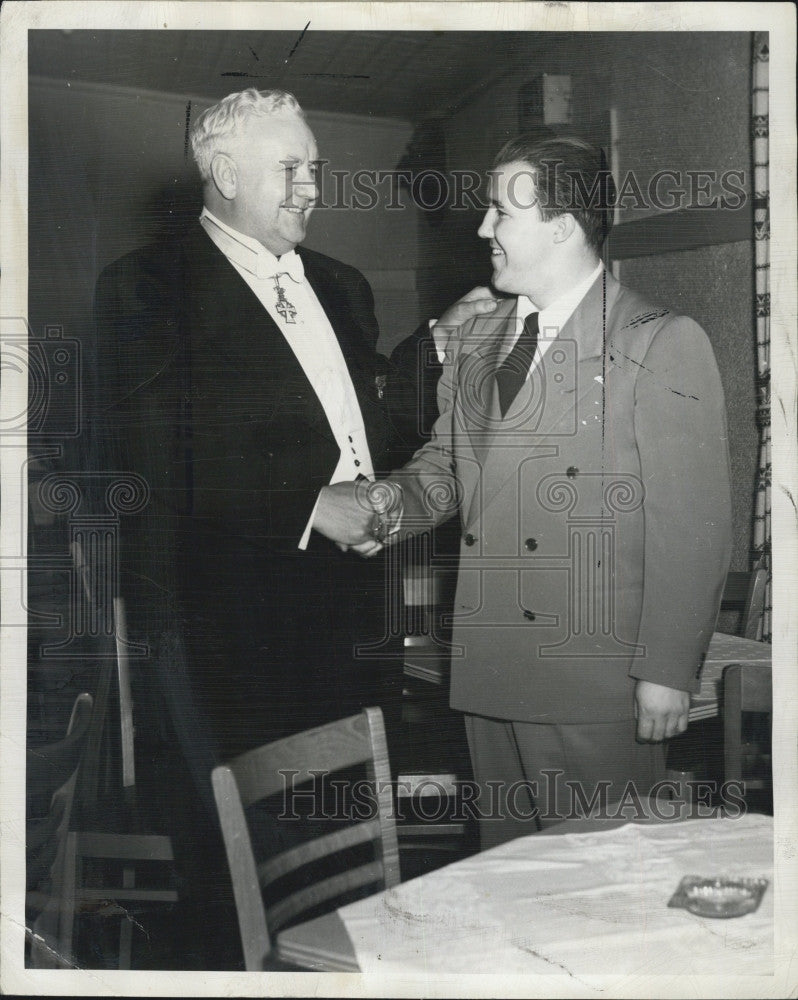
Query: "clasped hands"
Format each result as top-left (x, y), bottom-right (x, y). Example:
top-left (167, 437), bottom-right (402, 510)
top-left (313, 479), bottom-right (403, 557)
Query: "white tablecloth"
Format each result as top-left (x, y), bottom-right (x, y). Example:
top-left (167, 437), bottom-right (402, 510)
top-left (337, 813), bottom-right (773, 976)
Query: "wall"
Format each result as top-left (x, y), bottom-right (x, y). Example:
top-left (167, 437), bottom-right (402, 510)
top-left (609, 33), bottom-right (756, 571)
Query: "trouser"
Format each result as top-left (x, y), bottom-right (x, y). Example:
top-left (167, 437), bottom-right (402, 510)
top-left (464, 713), bottom-right (667, 850)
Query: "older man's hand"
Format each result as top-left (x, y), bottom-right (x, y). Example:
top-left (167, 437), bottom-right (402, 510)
top-left (313, 479), bottom-right (403, 549)
top-left (313, 481), bottom-right (375, 546)
top-left (432, 286), bottom-right (498, 359)
top-left (634, 680), bottom-right (690, 742)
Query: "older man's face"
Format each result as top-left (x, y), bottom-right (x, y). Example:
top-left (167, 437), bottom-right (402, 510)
top-left (231, 110), bottom-right (318, 256)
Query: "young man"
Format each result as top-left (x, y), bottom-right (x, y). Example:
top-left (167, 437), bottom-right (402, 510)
top-left (320, 136), bottom-right (732, 847)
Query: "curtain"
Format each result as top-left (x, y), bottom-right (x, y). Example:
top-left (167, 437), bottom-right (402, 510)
top-left (751, 32), bottom-right (771, 642)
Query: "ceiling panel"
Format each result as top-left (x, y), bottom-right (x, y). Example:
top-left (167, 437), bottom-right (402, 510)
top-left (28, 29), bottom-right (541, 122)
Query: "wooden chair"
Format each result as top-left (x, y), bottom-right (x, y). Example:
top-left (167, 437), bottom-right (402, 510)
top-left (720, 568), bottom-right (768, 640)
top-left (722, 663), bottom-right (772, 807)
top-left (36, 575), bottom-right (178, 969)
top-left (212, 707), bottom-right (400, 971)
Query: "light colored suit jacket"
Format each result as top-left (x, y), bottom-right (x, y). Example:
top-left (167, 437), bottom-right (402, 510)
top-left (395, 271), bottom-right (732, 724)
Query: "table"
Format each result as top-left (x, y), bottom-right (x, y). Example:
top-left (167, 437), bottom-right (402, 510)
top-left (688, 632), bottom-right (772, 721)
top-left (275, 812), bottom-right (773, 975)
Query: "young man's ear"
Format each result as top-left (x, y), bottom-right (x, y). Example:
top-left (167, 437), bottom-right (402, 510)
top-left (551, 213), bottom-right (578, 245)
top-left (210, 153), bottom-right (238, 201)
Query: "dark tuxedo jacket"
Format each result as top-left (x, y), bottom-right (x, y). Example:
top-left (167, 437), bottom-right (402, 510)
top-left (93, 224), bottom-right (402, 762)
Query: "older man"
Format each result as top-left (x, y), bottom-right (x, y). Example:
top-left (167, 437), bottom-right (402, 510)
top-left (96, 89), bottom-right (403, 773)
top-left (320, 136), bottom-right (733, 848)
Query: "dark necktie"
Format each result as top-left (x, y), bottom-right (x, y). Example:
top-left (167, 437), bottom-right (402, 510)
top-left (496, 312), bottom-right (539, 417)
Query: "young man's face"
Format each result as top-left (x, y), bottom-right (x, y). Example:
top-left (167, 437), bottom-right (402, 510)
top-left (231, 111), bottom-right (319, 256)
top-left (478, 160), bottom-right (558, 299)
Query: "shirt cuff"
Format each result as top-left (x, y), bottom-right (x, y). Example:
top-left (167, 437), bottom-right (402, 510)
top-left (429, 318), bottom-right (451, 364)
top-left (299, 493), bottom-right (321, 550)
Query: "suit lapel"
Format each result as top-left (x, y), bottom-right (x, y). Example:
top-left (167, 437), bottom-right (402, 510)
top-left (299, 247), bottom-right (389, 466)
top-left (506, 269), bottom-right (618, 437)
top-left (183, 228), bottom-right (338, 445)
top-left (465, 271), bottom-right (621, 526)
top-left (458, 297), bottom-right (514, 466)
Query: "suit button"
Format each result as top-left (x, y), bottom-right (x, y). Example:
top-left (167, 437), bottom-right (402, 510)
top-left (566, 466), bottom-right (578, 478)
top-left (463, 533), bottom-right (476, 546)
top-left (524, 538), bottom-right (538, 551)
top-left (523, 609), bottom-right (536, 621)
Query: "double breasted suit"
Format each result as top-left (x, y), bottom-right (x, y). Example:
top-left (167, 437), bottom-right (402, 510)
top-left (93, 224), bottom-right (401, 764)
top-left (396, 271), bottom-right (732, 729)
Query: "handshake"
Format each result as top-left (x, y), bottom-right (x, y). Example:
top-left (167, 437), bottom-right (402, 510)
top-left (312, 478), bottom-right (404, 557)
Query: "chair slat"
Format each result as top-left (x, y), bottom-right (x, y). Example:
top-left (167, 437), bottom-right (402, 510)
top-left (229, 712), bottom-right (372, 807)
top-left (75, 831), bottom-right (174, 862)
top-left (267, 861), bottom-right (385, 932)
top-left (77, 888), bottom-right (178, 903)
top-left (258, 819), bottom-right (382, 884)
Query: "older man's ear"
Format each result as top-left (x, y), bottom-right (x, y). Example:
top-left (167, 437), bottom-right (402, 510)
top-left (209, 152), bottom-right (238, 200)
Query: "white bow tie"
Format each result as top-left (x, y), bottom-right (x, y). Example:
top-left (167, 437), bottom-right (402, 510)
top-left (269, 251), bottom-right (305, 284)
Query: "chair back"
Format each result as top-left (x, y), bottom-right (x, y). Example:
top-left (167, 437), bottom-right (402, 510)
top-left (212, 707), bottom-right (400, 971)
top-left (27, 692), bottom-right (94, 818)
top-left (720, 569), bottom-right (767, 640)
top-left (723, 662), bottom-right (772, 790)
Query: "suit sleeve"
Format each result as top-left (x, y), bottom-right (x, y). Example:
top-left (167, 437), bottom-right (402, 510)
top-left (629, 316), bottom-right (733, 691)
top-left (388, 325), bottom-right (468, 533)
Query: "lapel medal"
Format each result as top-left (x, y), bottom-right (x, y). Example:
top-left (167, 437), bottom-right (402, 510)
top-left (273, 275), bottom-right (298, 324)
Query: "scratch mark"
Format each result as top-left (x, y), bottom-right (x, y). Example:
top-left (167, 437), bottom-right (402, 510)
top-left (514, 941), bottom-right (599, 989)
top-left (612, 348), bottom-right (699, 400)
top-left (645, 61), bottom-right (708, 94)
top-left (666, 387), bottom-right (700, 401)
top-left (299, 72), bottom-right (371, 80)
top-left (183, 101), bottom-right (192, 161)
top-left (286, 20), bottom-right (311, 63)
top-left (221, 70), bottom-right (370, 81)
top-left (779, 484), bottom-right (797, 513)
top-left (248, 46), bottom-right (260, 62)
top-left (627, 309), bottom-right (670, 329)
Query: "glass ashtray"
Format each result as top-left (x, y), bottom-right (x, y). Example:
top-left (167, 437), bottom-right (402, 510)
top-left (668, 876), bottom-right (769, 918)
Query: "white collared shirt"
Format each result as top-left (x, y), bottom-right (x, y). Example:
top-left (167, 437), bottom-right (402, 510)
top-left (199, 208), bottom-right (375, 548)
top-left (500, 261), bottom-right (605, 370)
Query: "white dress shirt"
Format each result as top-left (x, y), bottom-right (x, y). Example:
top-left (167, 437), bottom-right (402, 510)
top-left (199, 208), bottom-right (375, 548)
top-left (499, 261), bottom-right (605, 372)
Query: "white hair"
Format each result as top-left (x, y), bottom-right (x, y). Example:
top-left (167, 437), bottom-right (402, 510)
top-left (190, 88), bottom-right (305, 181)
